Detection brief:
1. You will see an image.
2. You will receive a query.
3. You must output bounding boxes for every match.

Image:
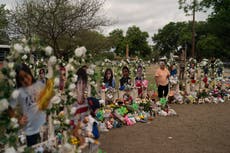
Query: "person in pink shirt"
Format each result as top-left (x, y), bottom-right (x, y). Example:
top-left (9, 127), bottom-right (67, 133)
top-left (155, 61), bottom-right (170, 98)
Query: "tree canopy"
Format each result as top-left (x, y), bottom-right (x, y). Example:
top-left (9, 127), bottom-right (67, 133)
top-left (0, 4), bottom-right (9, 44)
top-left (126, 26), bottom-right (151, 57)
top-left (152, 22), bottom-right (189, 56)
top-left (200, 0), bottom-right (230, 59)
top-left (108, 29), bottom-right (126, 56)
top-left (108, 26), bottom-right (151, 58)
top-left (9, 0), bottom-right (109, 56)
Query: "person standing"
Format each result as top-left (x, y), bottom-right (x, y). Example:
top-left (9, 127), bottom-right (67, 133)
top-left (155, 61), bottom-right (170, 98)
top-left (9, 63), bottom-right (47, 147)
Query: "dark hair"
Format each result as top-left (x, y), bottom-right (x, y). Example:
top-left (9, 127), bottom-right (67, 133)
top-left (59, 66), bottom-right (66, 72)
top-left (122, 66), bottom-right (129, 74)
top-left (76, 66), bottom-right (87, 85)
top-left (15, 63), bottom-right (36, 88)
top-left (39, 68), bottom-right (45, 74)
top-left (82, 65), bottom-right (88, 70)
top-left (103, 68), bottom-right (114, 86)
top-left (137, 65), bottom-right (142, 70)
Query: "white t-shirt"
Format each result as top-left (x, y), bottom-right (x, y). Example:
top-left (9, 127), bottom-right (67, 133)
top-left (10, 81), bottom-right (46, 136)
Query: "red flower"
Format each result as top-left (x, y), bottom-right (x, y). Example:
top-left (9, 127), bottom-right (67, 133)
top-left (191, 79), bottom-right (196, 83)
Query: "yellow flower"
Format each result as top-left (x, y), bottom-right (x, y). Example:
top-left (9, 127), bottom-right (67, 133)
top-left (70, 137), bottom-right (79, 145)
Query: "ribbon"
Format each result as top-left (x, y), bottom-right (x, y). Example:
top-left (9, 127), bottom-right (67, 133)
top-left (117, 106), bottom-right (128, 116)
top-left (37, 78), bottom-right (55, 110)
top-left (160, 98), bottom-right (167, 106)
top-left (132, 103), bottom-right (139, 111)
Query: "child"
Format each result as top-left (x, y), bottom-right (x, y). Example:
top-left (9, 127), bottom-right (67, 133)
top-left (135, 65), bottom-right (144, 81)
top-left (103, 68), bottom-right (115, 89)
top-left (119, 66), bottom-right (131, 90)
top-left (73, 67), bottom-right (91, 120)
top-left (59, 66), bottom-right (66, 92)
top-left (9, 63), bottom-right (47, 147)
top-left (170, 64), bottom-right (177, 77)
top-left (135, 65), bottom-right (146, 97)
top-left (38, 68), bottom-right (47, 84)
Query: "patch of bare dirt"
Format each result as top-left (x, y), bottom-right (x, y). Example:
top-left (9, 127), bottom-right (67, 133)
top-left (99, 103), bottom-right (230, 153)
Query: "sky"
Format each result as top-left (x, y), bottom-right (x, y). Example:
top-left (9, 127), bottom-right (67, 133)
top-left (1, 0), bottom-right (209, 43)
top-left (102, 0), bottom-right (208, 41)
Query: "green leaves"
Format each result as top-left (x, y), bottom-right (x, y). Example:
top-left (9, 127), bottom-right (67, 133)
top-left (152, 22), bottom-right (189, 56)
top-left (10, 0), bottom-right (109, 56)
top-left (109, 26), bottom-right (151, 58)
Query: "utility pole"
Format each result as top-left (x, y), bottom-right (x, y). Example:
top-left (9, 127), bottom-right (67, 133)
top-left (191, 0), bottom-right (196, 58)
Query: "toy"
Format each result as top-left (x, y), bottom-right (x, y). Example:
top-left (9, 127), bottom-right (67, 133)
top-left (124, 115), bottom-right (134, 126)
top-left (83, 115), bottom-right (99, 139)
top-left (105, 120), bottom-right (113, 129)
top-left (72, 122), bottom-right (85, 147)
top-left (167, 109), bottom-right (177, 116)
top-left (123, 93), bottom-right (133, 105)
top-left (113, 109), bottom-right (125, 123)
top-left (98, 122), bottom-right (109, 132)
top-left (198, 98), bottom-right (204, 104)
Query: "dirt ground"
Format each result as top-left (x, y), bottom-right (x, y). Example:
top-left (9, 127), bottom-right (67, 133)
top-left (99, 102), bottom-right (230, 153)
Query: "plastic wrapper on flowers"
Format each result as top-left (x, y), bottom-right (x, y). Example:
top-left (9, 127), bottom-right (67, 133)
top-left (169, 76), bottom-right (178, 85)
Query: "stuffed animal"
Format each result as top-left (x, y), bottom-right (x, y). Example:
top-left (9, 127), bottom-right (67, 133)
top-left (113, 109), bottom-right (125, 123)
top-left (112, 119), bottom-right (123, 128)
top-left (98, 122), bottom-right (109, 132)
top-left (158, 110), bottom-right (168, 116)
top-left (198, 98), bottom-right (204, 104)
top-left (105, 120), bottom-right (113, 129)
top-left (133, 112), bottom-right (141, 122)
top-left (174, 91), bottom-right (183, 104)
top-left (213, 97), bottom-right (218, 104)
top-left (168, 109), bottom-right (177, 116)
top-left (127, 114), bottom-right (136, 124)
top-left (124, 115), bottom-right (134, 126)
top-left (59, 143), bottom-right (75, 153)
top-left (72, 122), bottom-right (85, 147)
top-left (204, 97), bottom-right (211, 103)
top-left (83, 115), bottom-right (99, 139)
top-left (218, 97), bottom-right (224, 103)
